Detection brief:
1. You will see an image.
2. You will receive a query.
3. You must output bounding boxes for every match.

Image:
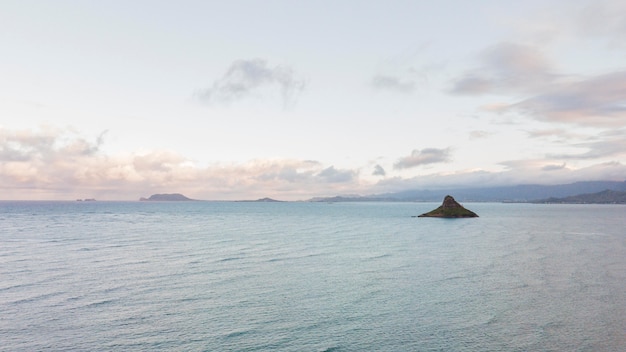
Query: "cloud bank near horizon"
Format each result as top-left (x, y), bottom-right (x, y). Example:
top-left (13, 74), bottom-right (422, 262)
top-left (1, 127), bottom-right (624, 200)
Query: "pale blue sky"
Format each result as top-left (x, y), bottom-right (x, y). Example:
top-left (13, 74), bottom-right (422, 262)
top-left (1, 0), bottom-right (626, 200)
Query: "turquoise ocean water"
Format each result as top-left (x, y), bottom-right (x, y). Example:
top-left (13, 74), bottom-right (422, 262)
top-left (1, 201), bottom-right (625, 351)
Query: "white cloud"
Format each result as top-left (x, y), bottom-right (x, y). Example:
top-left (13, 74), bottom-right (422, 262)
top-left (0, 127), bottom-right (364, 200)
top-left (394, 148), bottom-right (451, 169)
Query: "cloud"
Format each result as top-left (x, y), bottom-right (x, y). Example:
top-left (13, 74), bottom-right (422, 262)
top-left (452, 39), bottom-right (626, 127)
top-left (374, 159), bottom-right (626, 194)
top-left (394, 148), bottom-right (451, 169)
top-left (252, 160), bottom-right (356, 185)
top-left (195, 58), bottom-right (306, 107)
top-left (0, 127), bottom-right (365, 200)
top-left (508, 71), bottom-right (626, 126)
top-left (542, 163), bottom-right (567, 171)
top-left (573, 1), bottom-right (626, 48)
top-left (316, 166), bottom-right (357, 183)
top-left (2, 127), bottom-right (624, 201)
top-left (0, 127), bottom-right (111, 192)
top-left (0, 127), bottom-right (104, 163)
top-left (371, 75), bottom-right (416, 93)
top-left (451, 42), bottom-right (554, 95)
top-left (546, 130), bottom-right (626, 159)
top-left (372, 164), bottom-right (386, 176)
top-left (133, 150), bottom-right (188, 172)
top-left (526, 128), bottom-right (567, 138)
top-left (451, 76), bottom-right (492, 95)
top-left (496, 159), bottom-right (626, 184)
top-left (254, 159), bottom-right (321, 183)
top-left (469, 130), bottom-right (491, 140)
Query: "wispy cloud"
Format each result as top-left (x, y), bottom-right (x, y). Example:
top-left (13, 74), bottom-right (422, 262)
top-left (542, 162), bottom-right (567, 171)
top-left (375, 159), bottom-right (626, 194)
top-left (469, 130), bottom-right (492, 140)
top-left (195, 58), bottom-right (306, 107)
top-left (497, 158), bottom-right (626, 184)
top-left (526, 128), bottom-right (568, 138)
top-left (509, 71), bottom-right (626, 126)
top-left (573, 1), bottom-right (626, 48)
top-left (546, 130), bottom-right (626, 159)
top-left (394, 148), bottom-right (451, 169)
top-left (452, 39), bottom-right (626, 127)
top-left (371, 75), bottom-right (416, 93)
top-left (451, 42), bottom-right (554, 95)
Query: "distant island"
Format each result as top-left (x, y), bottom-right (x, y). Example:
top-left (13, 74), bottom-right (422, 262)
top-left (532, 189), bottom-right (626, 204)
top-left (254, 197), bottom-right (282, 202)
top-left (236, 197), bottom-right (283, 202)
top-left (308, 195), bottom-right (392, 202)
top-left (416, 195), bottom-right (478, 218)
top-left (140, 193), bottom-right (194, 201)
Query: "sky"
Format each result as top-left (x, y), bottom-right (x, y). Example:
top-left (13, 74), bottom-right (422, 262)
top-left (1, 0), bottom-right (626, 200)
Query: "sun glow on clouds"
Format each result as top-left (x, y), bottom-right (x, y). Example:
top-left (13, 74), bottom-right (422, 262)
top-left (0, 127), bottom-right (366, 200)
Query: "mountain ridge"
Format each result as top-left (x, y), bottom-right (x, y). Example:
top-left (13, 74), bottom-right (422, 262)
top-left (532, 189), bottom-right (626, 204)
top-left (309, 180), bottom-right (626, 202)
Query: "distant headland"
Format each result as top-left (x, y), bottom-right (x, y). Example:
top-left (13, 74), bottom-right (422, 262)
top-left (255, 197), bottom-right (280, 202)
top-left (140, 193), bottom-right (194, 201)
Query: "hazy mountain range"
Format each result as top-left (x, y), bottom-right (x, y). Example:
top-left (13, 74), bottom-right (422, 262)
top-left (532, 189), bottom-right (626, 204)
top-left (309, 180), bottom-right (626, 203)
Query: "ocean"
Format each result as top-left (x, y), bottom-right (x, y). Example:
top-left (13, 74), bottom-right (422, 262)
top-left (1, 201), bottom-right (625, 351)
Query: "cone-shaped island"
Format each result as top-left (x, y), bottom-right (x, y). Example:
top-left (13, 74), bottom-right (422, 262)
top-left (417, 195), bottom-right (478, 218)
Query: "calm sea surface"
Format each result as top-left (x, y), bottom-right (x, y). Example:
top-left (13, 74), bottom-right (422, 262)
top-left (1, 201), bottom-right (625, 351)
